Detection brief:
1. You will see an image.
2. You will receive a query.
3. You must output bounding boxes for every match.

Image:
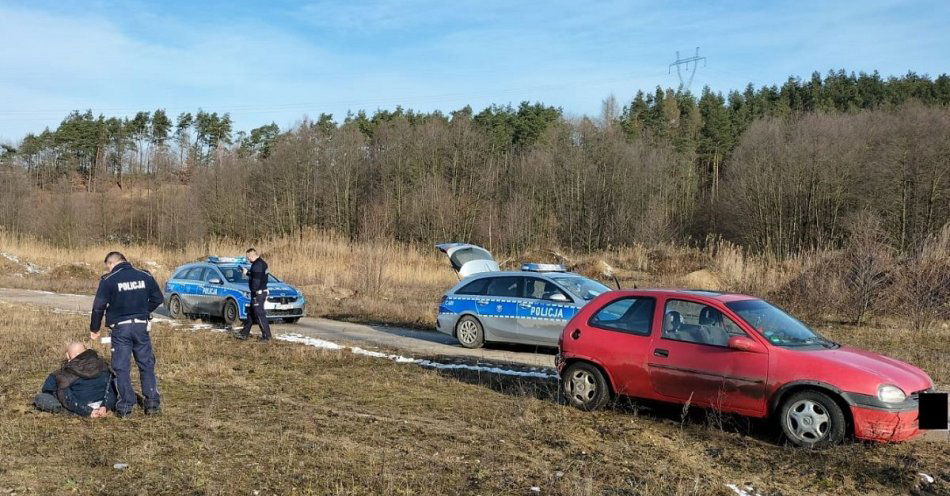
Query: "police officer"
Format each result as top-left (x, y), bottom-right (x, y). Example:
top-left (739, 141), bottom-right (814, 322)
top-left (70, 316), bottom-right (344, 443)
top-left (237, 248), bottom-right (272, 341)
top-left (89, 252), bottom-right (164, 417)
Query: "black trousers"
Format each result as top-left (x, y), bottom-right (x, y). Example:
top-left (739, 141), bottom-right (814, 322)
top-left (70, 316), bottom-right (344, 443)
top-left (241, 291), bottom-right (272, 339)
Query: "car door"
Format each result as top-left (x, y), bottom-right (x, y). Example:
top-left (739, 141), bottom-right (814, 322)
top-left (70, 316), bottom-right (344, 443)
top-left (646, 298), bottom-right (769, 415)
top-left (200, 267), bottom-right (227, 316)
top-left (577, 295), bottom-right (657, 398)
top-left (477, 276), bottom-right (525, 342)
top-left (179, 267), bottom-right (206, 313)
top-left (518, 277), bottom-right (576, 346)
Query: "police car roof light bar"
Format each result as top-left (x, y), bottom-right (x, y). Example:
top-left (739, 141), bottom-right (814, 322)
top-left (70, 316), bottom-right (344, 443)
top-left (206, 256), bottom-right (249, 264)
top-left (521, 263), bottom-right (566, 272)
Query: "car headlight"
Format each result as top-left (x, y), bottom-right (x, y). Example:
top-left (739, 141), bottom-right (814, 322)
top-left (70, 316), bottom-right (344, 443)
top-left (877, 384), bottom-right (906, 403)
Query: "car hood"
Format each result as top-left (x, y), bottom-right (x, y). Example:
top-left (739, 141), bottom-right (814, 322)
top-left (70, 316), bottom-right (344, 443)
top-left (803, 345), bottom-right (933, 393)
top-left (225, 282), bottom-right (300, 296)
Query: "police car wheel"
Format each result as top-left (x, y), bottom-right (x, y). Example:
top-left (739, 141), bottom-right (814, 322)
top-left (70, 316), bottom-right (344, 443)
top-left (455, 316), bottom-right (485, 349)
top-left (168, 295), bottom-right (185, 320)
top-left (223, 299), bottom-right (241, 325)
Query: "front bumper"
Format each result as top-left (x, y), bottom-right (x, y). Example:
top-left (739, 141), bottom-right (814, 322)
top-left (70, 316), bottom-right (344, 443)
top-left (243, 296), bottom-right (306, 320)
top-left (850, 405), bottom-right (921, 442)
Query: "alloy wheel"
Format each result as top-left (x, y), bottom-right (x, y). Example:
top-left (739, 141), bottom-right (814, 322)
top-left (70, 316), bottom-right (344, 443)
top-left (785, 399), bottom-right (831, 443)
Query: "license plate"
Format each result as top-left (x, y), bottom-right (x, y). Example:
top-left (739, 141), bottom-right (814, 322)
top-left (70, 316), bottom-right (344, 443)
top-left (265, 302), bottom-right (292, 310)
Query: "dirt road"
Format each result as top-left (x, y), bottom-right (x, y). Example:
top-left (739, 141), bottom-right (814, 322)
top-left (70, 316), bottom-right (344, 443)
top-left (0, 287), bottom-right (556, 369)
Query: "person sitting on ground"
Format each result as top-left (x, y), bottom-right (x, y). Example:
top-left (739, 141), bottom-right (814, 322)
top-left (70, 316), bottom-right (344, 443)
top-left (34, 342), bottom-right (116, 418)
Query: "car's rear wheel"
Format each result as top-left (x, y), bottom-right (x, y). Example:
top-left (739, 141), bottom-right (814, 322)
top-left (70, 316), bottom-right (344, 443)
top-left (779, 390), bottom-right (847, 447)
top-left (562, 362), bottom-right (611, 411)
top-left (223, 299), bottom-right (241, 326)
top-left (455, 316), bottom-right (485, 349)
top-left (168, 295), bottom-right (185, 320)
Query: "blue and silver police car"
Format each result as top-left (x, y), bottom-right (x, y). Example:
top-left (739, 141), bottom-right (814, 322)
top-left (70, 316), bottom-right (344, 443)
top-left (164, 256), bottom-right (306, 324)
top-left (436, 243), bottom-right (611, 348)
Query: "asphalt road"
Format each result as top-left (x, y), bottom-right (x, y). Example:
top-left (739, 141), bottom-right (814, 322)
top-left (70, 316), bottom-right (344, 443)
top-left (0, 287), bottom-right (557, 369)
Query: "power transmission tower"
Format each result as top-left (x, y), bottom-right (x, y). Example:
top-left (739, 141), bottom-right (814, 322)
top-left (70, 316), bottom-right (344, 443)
top-left (669, 47), bottom-right (706, 93)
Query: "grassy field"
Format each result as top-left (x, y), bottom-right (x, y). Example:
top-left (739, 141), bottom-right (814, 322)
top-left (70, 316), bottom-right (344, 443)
top-left (0, 303), bottom-right (947, 495)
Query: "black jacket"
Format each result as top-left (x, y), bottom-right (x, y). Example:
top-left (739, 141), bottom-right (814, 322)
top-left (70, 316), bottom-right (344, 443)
top-left (41, 349), bottom-right (116, 416)
top-left (248, 258), bottom-right (269, 293)
top-left (90, 262), bottom-right (163, 331)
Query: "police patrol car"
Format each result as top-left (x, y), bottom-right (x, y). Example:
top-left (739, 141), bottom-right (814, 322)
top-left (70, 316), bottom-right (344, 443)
top-left (436, 243), bottom-right (610, 348)
top-left (164, 256), bottom-right (306, 324)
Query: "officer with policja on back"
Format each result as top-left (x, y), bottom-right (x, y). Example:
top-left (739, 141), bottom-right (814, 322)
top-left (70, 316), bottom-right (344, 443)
top-left (89, 251), bottom-right (164, 417)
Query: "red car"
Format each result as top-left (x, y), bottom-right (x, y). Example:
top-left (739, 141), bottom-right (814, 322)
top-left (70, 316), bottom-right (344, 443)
top-left (556, 289), bottom-right (936, 446)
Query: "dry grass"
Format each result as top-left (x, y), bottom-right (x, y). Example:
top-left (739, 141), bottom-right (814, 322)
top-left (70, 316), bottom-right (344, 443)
top-left (1, 231), bottom-right (947, 385)
top-left (0, 303), bottom-right (947, 495)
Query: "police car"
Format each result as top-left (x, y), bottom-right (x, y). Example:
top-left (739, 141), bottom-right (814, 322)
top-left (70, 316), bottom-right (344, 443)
top-left (164, 256), bottom-right (306, 324)
top-left (436, 243), bottom-right (610, 348)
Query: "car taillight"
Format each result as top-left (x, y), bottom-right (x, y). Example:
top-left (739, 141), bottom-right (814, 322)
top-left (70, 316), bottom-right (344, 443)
top-left (439, 295), bottom-right (447, 305)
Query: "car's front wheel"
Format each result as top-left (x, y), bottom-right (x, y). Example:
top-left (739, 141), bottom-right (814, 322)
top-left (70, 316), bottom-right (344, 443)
top-left (223, 299), bottom-right (242, 326)
top-left (779, 390), bottom-right (847, 447)
top-left (455, 316), bottom-right (485, 349)
top-left (562, 362), bottom-right (611, 411)
top-left (168, 295), bottom-right (185, 320)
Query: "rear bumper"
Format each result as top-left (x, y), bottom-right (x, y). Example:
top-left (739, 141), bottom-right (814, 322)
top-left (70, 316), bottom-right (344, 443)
top-left (850, 405), bottom-right (920, 442)
top-left (435, 313), bottom-right (457, 336)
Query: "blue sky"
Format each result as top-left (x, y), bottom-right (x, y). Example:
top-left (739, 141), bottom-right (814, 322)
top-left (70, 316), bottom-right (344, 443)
top-left (1, 0), bottom-right (948, 141)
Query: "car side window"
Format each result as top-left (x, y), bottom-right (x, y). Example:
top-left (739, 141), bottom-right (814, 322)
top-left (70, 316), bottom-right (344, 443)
top-left (456, 278), bottom-right (490, 295)
top-left (173, 268), bottom-right (190, 279)
top-left (589, 297), bottom-right (655, 336)
top-left (204, 268), bottom-right (221, 282)
top-left (185, 267), bottom-right (205, 281)
top-left (523, 277), bottom-right (570, 301)
top-left (662, 299), bottom-right (747, 347)
top-left (485, 276), bottom-right (522, 298)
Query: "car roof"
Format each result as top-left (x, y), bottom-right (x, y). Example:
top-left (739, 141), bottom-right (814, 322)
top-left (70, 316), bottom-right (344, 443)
top-left (463, 270), bottom-right (586, 278)
top-left (603, 288), bottom-right (758, 303)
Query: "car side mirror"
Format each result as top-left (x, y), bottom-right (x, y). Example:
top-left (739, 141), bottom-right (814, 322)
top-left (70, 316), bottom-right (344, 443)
top-left (548, 293), bottom-right (570, 303)
top-left (209, 278), bottom-right (223, 285)
top-left (728, 336), bottom-right (766, 353)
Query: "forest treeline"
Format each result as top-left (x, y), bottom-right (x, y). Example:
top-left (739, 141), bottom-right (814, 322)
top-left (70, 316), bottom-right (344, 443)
top-left (0, 69), bottom-right (948, 256)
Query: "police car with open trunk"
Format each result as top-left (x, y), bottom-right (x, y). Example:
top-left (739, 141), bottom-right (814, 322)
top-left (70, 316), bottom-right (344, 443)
top-left (436, 243), bottom-right (610, 348)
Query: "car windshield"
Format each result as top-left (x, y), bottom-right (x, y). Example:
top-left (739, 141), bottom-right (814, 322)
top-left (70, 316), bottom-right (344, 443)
top-left (220, 266), bottom-right (280, 284)
top-left (726, 299), bottom-right (836, 348)
top-left (550, 276), bottom-right (610, 301)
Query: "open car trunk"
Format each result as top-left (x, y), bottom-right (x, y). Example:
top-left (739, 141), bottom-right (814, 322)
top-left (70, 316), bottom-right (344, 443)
top-left (436, 243), bottom-right (500, 278)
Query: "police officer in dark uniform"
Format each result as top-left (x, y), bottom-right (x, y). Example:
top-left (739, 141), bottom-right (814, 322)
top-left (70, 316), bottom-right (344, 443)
top-left (237, 248), bottom-right (272, 341)
top-left (90, 252), bottom-right (164, 417)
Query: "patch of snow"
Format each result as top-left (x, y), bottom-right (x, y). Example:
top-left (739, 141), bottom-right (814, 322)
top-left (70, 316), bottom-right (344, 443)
top-left (276, 333), bottom-right (344, 349)
top-left (1, 252), bottom-right (48, 275)
top-left (918, 473), bottom-right (934, 484)
top-left (157, 319), bottom-right (558, 381)
top-left (530, 487), bottom-right (540, 493)
top-left (725, 484), bottom-right (761, 496)
top-left (113, 463), bottom-right (129, 470)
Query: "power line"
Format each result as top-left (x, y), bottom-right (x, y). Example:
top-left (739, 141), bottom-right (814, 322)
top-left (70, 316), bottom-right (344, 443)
top-left (669, 47), bottom-right (706, 92)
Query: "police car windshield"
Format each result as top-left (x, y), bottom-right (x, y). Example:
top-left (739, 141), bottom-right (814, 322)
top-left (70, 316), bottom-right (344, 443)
top-left (220, 266), bottom-right (280, 284)
top-left (550, 276), bottom-right (609, 301)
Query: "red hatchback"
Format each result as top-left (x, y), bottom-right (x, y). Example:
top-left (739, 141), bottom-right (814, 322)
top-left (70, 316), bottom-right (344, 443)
top-left (556, 289), bottom-right (936, 446)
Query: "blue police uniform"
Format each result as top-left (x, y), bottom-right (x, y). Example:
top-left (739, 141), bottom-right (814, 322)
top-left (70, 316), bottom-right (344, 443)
top-left (239, 257), bottom-right (272, 340)
top-left (90, 261), bottom-right (164, 415)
